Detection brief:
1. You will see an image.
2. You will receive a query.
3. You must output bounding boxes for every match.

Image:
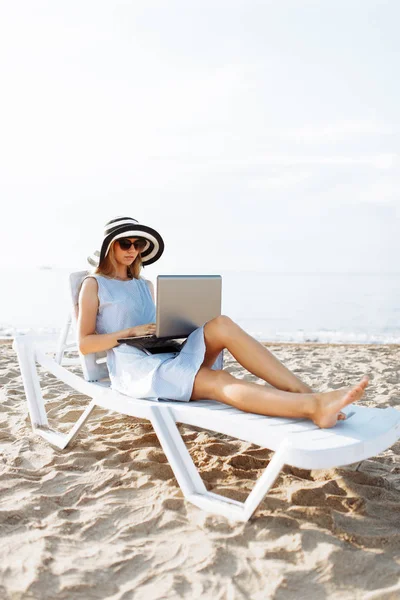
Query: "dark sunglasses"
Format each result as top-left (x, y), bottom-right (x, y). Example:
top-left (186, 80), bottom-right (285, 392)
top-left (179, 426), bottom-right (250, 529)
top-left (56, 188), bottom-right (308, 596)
top-left (117, 238), bottom-right (147, 251)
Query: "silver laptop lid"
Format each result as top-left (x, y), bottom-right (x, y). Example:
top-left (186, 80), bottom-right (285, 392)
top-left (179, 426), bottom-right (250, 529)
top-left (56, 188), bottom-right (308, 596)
top-left (156, 275), bottom-right (222, 338)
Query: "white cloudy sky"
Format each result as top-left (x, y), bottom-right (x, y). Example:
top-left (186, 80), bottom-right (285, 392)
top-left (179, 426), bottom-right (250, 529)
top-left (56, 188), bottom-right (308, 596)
top-left (0, 0), bottom-right (399, 276)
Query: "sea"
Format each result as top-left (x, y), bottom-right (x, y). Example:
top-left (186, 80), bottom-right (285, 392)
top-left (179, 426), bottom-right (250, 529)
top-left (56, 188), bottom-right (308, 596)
top-left (1, 267), bottom-right (399, 344)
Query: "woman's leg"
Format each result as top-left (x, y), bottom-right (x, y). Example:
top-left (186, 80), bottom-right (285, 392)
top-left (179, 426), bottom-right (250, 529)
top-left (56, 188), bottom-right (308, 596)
top-left (202, 315), bottom-right (313, 393)
top-left (191, 366), bottom-right (369, 429)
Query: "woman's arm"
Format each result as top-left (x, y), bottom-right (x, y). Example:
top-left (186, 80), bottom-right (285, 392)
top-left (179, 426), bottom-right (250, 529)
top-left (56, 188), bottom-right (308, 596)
top-left (77, 278), bottom-right (136, 355)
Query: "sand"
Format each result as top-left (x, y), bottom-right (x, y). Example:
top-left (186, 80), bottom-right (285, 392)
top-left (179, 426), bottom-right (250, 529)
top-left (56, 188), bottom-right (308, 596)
top-left (1, 340), bottom-right (400, 599)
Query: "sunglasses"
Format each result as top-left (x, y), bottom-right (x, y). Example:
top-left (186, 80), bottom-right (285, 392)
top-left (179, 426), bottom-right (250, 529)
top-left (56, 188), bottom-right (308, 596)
top-left (117, 238), bottom-right (147, 251)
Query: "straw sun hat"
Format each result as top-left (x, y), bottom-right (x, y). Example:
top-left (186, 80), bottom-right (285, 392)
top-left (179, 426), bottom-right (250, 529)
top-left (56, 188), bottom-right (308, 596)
top-left (87, 216), bottom-right (165, 268)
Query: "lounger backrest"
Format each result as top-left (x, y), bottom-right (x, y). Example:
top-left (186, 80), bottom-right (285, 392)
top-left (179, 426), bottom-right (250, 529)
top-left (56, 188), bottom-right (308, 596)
top-left (70, 271), bottom-right (109, 382)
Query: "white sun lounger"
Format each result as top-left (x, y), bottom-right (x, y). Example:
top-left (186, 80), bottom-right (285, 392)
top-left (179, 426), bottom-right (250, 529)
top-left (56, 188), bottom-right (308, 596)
top-left (12, 272), bottom-right (400, 522)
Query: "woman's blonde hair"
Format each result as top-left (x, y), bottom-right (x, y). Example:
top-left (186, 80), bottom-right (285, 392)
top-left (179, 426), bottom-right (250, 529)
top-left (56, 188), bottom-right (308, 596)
top-left (94, 241), bottom-right (143, 279)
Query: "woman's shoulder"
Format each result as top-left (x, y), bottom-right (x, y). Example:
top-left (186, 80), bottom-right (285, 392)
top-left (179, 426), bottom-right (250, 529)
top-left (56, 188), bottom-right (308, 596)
top-left (83, 273), bottom-right (112, 286)
top-left (139, 275), bottom-right (154, 286)
top-left (82, 273), bottom-right (101, 284)
top-left (79, 275), bottom-right (99, 294)
top-left (77, 275), bottom-right (100, 309)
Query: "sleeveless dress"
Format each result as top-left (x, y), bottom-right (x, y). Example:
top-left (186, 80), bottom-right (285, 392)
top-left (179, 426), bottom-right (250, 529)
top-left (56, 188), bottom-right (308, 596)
top-left (86, 274), bottom-right (223, 402)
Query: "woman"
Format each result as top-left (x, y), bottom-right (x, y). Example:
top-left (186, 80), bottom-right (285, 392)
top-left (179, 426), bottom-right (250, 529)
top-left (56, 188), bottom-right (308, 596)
top-left (78, 216), bottom-right (369, 429)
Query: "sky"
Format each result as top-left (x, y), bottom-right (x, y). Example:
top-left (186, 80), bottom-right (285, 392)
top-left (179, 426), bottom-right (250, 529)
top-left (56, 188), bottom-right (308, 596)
top-left (0, 0), bottom-right (399, 278)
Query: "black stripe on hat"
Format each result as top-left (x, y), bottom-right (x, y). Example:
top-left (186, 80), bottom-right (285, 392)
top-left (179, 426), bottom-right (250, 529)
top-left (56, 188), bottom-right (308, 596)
top-left (104, 217), bottom-right (139, 235)
top-left (107, 216), bottom-right (138, 226)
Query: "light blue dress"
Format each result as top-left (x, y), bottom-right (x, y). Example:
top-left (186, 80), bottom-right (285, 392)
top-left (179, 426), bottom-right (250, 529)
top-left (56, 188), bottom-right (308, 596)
top-left (86, 274), bottom-right (223, 402)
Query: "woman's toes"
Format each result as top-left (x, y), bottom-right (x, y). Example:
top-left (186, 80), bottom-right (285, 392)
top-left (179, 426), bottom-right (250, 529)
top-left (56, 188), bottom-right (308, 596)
top-left (355, 378), bottom-right (369, 397)
top-left (344, 387), bottom-right (357, 404)
top-left (338, 411), bottom-right (346, 421)
top-left (361, 376), bottom-right (369, 388)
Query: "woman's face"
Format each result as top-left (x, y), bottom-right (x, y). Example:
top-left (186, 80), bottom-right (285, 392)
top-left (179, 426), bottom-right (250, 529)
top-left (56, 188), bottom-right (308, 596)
top-left (112, 237), bottom-right (141, 266)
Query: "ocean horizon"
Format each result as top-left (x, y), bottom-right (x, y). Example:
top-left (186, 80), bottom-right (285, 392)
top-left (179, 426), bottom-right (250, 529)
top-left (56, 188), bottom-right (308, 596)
top-left (1, 267), bottom-right (399, 344)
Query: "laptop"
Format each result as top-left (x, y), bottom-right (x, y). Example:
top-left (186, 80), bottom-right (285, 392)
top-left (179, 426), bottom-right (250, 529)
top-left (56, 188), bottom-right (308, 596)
top-left (117, 274), bottom-right (222, 350)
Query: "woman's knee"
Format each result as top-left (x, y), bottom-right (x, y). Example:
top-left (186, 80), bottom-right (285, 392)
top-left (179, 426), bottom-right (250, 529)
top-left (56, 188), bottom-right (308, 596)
top-left (205, 314), bottom-right (235, 342)
top-left (213, 314), bottom-right (234, 329)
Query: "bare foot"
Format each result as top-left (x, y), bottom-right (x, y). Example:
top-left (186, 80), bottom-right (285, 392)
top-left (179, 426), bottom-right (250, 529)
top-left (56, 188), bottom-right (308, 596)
top-left (311, 376), bottom-right (369, 428)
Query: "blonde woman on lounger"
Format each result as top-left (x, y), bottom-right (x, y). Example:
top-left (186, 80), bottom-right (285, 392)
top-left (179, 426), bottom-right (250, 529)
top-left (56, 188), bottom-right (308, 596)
top-left (78, 216), bottom-right (369, 429)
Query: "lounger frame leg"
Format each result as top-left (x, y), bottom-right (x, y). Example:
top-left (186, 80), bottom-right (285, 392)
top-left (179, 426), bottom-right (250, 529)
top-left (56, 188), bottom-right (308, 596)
top-left (14, 337), bottom-right (49, 428)
top-left (14, 336), bottom-right (98, 450)
top-left (55, 314), bottom-right (71, 364)
top-left (34, 400), bottom-right (97, 449)
top-left (150, 406), bottom-right (289, 522)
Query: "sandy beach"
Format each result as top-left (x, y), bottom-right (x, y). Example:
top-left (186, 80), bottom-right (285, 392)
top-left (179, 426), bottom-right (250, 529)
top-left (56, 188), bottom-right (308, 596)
top-left (1, 340), bottom-right (400, 599)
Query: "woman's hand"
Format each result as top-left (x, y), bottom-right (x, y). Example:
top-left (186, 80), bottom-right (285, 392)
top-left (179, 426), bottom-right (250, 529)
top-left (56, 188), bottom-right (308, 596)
top-left (126, 323), bottom-right (156, 337)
